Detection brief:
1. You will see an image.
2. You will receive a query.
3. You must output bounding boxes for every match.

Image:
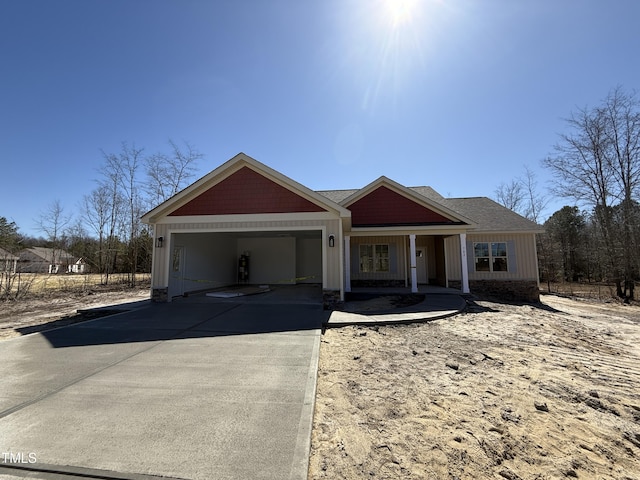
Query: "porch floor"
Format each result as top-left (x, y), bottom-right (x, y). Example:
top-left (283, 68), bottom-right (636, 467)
top-left (328, 286), bottom-right (467, 327)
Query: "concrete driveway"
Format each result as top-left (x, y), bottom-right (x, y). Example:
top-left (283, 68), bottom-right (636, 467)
top-left (0, 294), bottom-right (326, 480)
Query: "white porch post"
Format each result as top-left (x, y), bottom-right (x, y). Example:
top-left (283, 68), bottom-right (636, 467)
top-left (409, 234), bottom-right (418, 293)
top-left (459, 233), bottom-right (470, 294)
top-left (344, 235), bottom-right (351, 293)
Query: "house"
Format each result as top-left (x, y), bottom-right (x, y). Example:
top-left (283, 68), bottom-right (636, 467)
top-left (141, 153), bottom-right (543, 304)
top-left (0, 247), bottom-right (19, 274)
top-left (18, 247), bottom-right (85, 274)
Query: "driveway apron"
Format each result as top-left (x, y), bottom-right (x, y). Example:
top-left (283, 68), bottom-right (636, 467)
top-left (0, 299), bottom-right (324, 480)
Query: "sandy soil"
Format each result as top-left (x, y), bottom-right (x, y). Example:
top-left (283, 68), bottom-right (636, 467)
top-left (0, 286), bottom-right (150, 341)
top-left (309, 294), bottom-right (640, 479)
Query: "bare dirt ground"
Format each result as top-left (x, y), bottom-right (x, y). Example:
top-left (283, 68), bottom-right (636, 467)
top-left (309, 294), bottom-right (640, 480)
top-left (0, 284), bottom-right (150, 340)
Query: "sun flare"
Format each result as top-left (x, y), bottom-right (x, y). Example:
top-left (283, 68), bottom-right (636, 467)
top-left (383, 0), bottom-right (419, 27)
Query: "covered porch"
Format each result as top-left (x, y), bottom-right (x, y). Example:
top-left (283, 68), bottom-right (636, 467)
top-left (342, 232), bottom-right (470, 295)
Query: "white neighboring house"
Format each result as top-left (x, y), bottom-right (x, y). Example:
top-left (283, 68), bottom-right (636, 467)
top-left (17, 247), bottom-right (86, 274)
top-left (0, 247), bottom-right (19, 274)
top-left (68, 258), bottom-right (87, 274)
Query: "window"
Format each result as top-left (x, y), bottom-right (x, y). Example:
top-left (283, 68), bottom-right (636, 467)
top-left (474, 242), bottom-right (508, 272)
top-left (360, 244), bottom-right (389, 273)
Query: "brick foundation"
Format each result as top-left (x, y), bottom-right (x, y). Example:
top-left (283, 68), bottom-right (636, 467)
top-left (152, 287), bottom-right (168, 302)
top-left (455, 280), bottom-right (540, 302)
top-left (323, 290), bottom-right (343, 310)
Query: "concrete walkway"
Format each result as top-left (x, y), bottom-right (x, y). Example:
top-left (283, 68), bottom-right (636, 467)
top-left (0, 299), bottom-right (325, 480)
top-left (326, 290), bottom-right (467, 327)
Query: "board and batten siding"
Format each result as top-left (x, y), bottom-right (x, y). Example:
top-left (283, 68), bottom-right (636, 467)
top-left (349, 235), bottom-right (406, 282)
top-left (445, 233), bottom-right (539, 282)
top-left (150, 218), bottom-right (342, 291)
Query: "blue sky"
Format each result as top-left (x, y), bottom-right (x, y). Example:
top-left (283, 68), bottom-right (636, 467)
top-left (2, 0), bottom-right (639, 237)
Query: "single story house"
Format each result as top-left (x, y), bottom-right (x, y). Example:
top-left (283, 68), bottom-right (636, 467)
top-left (18, 247), bottom-right (86, 274)
top-left (0, 247), bottom-right (19, 274)
top-left (141, 153), bottom-right (543, 304)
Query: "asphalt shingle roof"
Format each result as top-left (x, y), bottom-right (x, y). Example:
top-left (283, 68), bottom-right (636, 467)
top-left (440, 197), bottom-right (542, 232)
top-left (316, 186), bottom-right (542, 232)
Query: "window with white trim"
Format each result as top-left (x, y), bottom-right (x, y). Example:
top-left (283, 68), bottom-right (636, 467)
top-left (473, 242), bottom-right (508, 272)
top-left (360, 244), bottom-right (389, 273)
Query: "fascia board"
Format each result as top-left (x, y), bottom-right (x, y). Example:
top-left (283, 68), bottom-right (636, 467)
top-left (153, 212), bottom-right (342, 225)
top-left (347, 225), bottom-right (472, 236)
top-left (468, 228), bottom-right (546, 235)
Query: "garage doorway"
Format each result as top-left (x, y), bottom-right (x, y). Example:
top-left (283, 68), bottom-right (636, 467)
top-left (169, 230), bottom-right (323, 297)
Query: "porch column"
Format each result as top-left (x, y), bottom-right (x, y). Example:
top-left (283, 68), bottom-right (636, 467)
top-left (459, 233), bottom-right (470, 294)
top-left (409, 234), bottom-right (418, 293)
top-left (344, 235), bottom-right (351, 293)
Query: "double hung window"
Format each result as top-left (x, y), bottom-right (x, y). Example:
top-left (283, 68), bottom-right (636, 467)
top-left (473, 242), bottom-right (508, 272)
top-left (360, 244), bottom-right (389, 273)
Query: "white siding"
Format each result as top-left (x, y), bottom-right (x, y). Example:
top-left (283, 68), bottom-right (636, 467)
top-left (446, 233), bottom-right (539, 281)
top-left (350, 236), bottom-right (406, 282)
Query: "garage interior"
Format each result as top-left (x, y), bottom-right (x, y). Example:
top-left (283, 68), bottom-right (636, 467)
top-left (168, 230), bottom-right (323, 298)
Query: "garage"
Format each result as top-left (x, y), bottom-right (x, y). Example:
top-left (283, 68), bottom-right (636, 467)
top-left (142, 153), bottom-right (351, 303)
top-left (167, 230), bottom-right (323, 298)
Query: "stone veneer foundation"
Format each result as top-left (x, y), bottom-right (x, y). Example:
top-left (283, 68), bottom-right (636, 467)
top-left (151, 287), bottom-right (168, 302)
top-left (450, 280), bottom-right (540, 302)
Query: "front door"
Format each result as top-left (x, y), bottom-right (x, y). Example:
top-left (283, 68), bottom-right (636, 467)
top-left (416, 249), bottom-right (428, 284)
top-left (169, 245), bottom-right (185, 297)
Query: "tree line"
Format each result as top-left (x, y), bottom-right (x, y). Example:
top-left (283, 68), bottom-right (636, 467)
top-left (1, 140), bottom-right (203, 287)
top-left (495, 87), bottom-right (640, 301)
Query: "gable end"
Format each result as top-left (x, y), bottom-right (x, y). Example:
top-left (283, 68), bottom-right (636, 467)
top-left (168, 166), bottom-right (326, 216)
top-left (349, 186), bottom-right (461, 227)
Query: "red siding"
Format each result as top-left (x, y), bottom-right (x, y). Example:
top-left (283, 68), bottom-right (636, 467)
top-left (349, 186), bottom-right (453, 226)
top-left (169, 167), bottom-right (325, 216)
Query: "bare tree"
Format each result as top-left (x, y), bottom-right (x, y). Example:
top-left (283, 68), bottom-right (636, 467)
top-left (543, 87), bottom-right (640, 299)
top-left (145, 140), bottom-right (203, 205)
top-left (494, 180), bottom-right (524, 213)
top-left (494, 167), bottom-right (547, 223)
top-left (521, 166), bottom-right (548, 224)
top-left (100, 142), bottom-right (145, 286)
top-left (82, 184), bottom-right (120, 277)
top-left (35, 199), bottom-right (70, 273)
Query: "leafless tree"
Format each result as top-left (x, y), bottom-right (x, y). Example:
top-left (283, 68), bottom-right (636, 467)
top-left (82, 184), bottom-right (121, 277)
top-left (100, 142), bottom-right (145, 286)
top-left (35, 199), bottom-right (70, 272)
top-left (494, 167), bottom-right (547, 223)
top-left (145, 140), bottom-right (203, 205)
top-left (544, 87), bottom-right (640, 299)
top-left (494, 180), bottom-right (524, 213)
top-left (521, 166), bottom-right (548, 224)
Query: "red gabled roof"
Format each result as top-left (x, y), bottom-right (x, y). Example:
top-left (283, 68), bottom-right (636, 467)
top-left (168, 166), bottom-right (326, 216)
top-left (348, 185), bottom-right (457, 227)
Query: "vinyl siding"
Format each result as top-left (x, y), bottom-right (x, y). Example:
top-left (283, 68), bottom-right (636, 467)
top-left (350, 235), bottom-right (406, 282)
top-left (445, 233), bottom-right (538, 282)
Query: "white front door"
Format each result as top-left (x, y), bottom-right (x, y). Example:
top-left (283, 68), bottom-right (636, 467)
top-left (416, 249), bottom-right (428, 285)
top-left (169, 245), bottom-right (185, 297)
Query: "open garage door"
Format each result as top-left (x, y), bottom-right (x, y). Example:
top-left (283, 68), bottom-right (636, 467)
top-left (168, 230), bottom-right (323, 297)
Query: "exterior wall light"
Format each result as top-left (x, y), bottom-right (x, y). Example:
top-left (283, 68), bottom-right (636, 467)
top-left (156, 236), bottom-right (164, 248)
top-left (329, 234), bottom-right (335, 248)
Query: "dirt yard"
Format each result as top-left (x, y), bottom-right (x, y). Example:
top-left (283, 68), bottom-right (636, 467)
top-left (309, 294), bottom-right (640, 480)
top-left (0, 284), bottom-right (150, 340)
